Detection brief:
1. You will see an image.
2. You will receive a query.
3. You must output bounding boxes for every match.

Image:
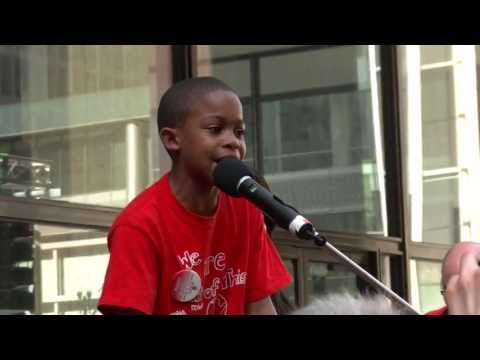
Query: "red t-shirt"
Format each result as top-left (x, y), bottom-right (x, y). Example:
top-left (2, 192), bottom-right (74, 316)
top-left (98, 173), bottom-right (292, 315)
top-left (425, 306), bottom-right (448, 315)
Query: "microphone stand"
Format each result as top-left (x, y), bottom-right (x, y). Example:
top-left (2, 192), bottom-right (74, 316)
top-left (300, 228), bottom-right (420, 315)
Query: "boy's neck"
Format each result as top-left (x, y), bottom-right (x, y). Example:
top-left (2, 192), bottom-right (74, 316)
top-left (168, 170), bottom-right (219, 217)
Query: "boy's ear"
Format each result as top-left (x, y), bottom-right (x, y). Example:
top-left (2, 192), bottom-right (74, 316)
top-left (160, 127), bottom-right (181, 153)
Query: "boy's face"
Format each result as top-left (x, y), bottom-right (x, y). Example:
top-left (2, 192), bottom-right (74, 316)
top-left (173, 90), bottom-right (246, 186)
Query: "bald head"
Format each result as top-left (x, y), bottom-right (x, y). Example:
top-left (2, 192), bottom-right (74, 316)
top-left (442, 242), bottom-right (480, 289)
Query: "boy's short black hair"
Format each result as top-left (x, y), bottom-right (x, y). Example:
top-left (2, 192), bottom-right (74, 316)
top-left (157, 76), bottom-right (237, 132)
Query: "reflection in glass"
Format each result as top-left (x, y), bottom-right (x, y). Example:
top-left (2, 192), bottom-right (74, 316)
top-left (414, 260), bottom-right (443, 313)
top-left (0, 45), bottom-right (159, 207)
top-left (420, 45), bottom-right (452, 65)
top-left (421, 67), bottom-right (456, 170)
top-left (282, 258), bottom-right (297, 306)
top-left (306, 261), bottom-right (360, 304)
top-left (195, 45), bottom-right (386, 235)
top-left (400, 45), bottom-right (480, 245)
top-left (423, 178), bottom-right (459, 245)
top-left (0, 220), bottom-right (108, 315)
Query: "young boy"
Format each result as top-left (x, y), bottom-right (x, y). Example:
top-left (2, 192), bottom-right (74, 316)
top-left (98, 77), bottom-right (292, 315)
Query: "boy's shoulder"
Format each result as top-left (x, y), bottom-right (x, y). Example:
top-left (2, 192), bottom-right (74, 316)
top-left (112, 175), bottom-right (169, 229)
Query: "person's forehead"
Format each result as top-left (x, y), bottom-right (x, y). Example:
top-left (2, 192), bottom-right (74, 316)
top-left (444, 244), bottom-right (480, 272)
top-left (184, 92), bottom-right (243, 124)
top-left (192, 90), bottom-right (241, 110)
top-left (451, 244), bottom-right (480, 259)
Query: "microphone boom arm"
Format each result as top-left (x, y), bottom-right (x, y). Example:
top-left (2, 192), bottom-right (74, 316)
top-left (213, 158), bottom-right (419, 315)
top-left (299, 226), bottom-right (420, 315)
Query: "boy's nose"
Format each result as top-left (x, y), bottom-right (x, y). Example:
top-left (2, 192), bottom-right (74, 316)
top-left (222, 133), bottom-right (244, 158)
top-left (225, 131), bottom-right (243, 148)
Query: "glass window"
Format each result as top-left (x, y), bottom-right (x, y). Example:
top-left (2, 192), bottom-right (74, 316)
top-left (262, 46), bottom-right (384, 234)
top-left (423, 178), bottom-right (459, 245)
top-left (306, 261), bottom-right (360, 303)
top-left (399, 45), bottom-right (480, 244)
top-left (197, 60), bottom-right (251, 98)
top-left (281, 258), bottom-right (297, 306)
top-left (195, 45), bottom-right (386, 235)
top-left (0, 45), bottom-right (167, 208)
top-left (197, 45), bottom-right (302, 60)
top-left (196, 50), bottom-right (256, 168)
top-left (421, 45), bottom-right (452, 65)
top-left (262, 95), bottom-right (333, 173)
top-left (411, 259), bottom-right (443, 313)
top-left (0, 220), bottom-right (108, 315)
top-left (421, 67), bottom-right (456, 170)
top-left (260, 46), bottom-right (360, 95)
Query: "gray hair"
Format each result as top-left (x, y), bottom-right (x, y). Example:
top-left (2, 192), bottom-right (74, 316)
top-left (292, 292), bottom-right (412, 315)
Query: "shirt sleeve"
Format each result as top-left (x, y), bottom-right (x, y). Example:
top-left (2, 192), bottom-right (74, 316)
top-left (98, 225), bottom-right (159, 315)
top-left (246, 213), bottom-right (293, 304)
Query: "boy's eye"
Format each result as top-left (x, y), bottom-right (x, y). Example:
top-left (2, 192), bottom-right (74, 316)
top-left (235, 128), bottom-right (246, 137)
top-left (208, 126), bottom-right (222, 134)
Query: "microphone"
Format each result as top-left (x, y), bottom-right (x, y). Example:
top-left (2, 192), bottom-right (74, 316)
top-left (213, 158), bottom-right (321, 242)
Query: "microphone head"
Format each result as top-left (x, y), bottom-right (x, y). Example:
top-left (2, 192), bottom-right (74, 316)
top-left (213, 157), bottom-right (254, 196)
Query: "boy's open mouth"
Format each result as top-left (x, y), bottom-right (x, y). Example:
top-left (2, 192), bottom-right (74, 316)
top-left (214, 155), bottom-right (239, 163)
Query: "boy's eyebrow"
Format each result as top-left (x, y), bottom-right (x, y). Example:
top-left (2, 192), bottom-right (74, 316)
top-left (203, 115), bottom-right (244, 124)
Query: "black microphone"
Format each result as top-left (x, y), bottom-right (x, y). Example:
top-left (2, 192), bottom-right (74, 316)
top-left (213, 158), bottom-right (321, 241)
